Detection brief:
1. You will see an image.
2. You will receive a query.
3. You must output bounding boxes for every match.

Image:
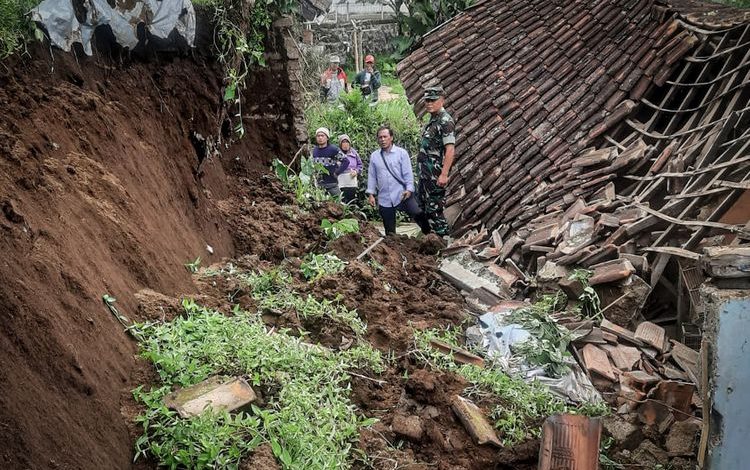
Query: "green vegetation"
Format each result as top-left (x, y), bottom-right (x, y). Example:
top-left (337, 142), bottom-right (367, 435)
top-left (320, 218), bottom-right (359, 240)
top-left (413, 327), bottom-right (607, 445)
top-left (217, 264), bottom-right (367, 336)
top-left (506, 293), bottom-right (573, 377)
top-left (384, 0), bottom-right (475, 57)
top-left (0, 0), bottom-right (40, 59)
top-left (131, 299), bottom-right (383, 469)
top-left (305, 88), bottom-right (422, 160)
top-left (300, 252), bottom-right (346, 281)
top-left (272, 157), bottom-right (335, 208)
top-left (568, 268), bottom-right (602, 319)
top-left (184, 256), bottom-right (202, 274)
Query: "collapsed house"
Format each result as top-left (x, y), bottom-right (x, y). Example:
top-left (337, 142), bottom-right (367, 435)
top-left (399, 0), bottom-right (749, 467)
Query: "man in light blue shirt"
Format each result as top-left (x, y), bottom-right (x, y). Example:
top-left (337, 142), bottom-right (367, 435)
top-left (367, 126), bottom-right (431, 235)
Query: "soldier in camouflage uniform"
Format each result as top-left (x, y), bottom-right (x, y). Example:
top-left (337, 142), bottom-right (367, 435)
top-left (416, 86), bottom-right (456, 236)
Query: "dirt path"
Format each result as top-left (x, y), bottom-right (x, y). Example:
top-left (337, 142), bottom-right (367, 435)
top-left (378, 85), bottom-right (401, 102)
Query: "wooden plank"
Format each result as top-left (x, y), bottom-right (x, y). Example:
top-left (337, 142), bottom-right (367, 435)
top-left (634, 321), bottom-right (667, 351)
top-left (429, 339), bottom-right (485, 368)
top-left (451, 396), bottom-right (502, 446)
top-left (701, 246), bottom-right (750, 278)
top-left (581, 344), bottom-right (617, 381)
top-left (642, 246), bottom-right (700, 260)
top-left (633, 201), bottom-right (750, 236)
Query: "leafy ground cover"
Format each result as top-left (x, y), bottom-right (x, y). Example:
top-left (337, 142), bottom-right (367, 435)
top-left (412, 327), bottom-right (608, 445)
top-left (130, 298), bottom-right (383, 469)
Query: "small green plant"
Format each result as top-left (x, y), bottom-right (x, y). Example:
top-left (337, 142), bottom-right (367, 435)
top-left (258, 291), bottom-right (367, 336)
top-left (272, 156), bottom-right (333, 208)
top-left (0, 0), bottom-right (41, 59)
top-left (223, 264), bottom-right (367, 336)
top-left (241, 267), bottom-right (292, 297)
top-left (300, 252), bottom-right (346, 281)
top-left (599, 436), bottom-right (624, 470)
top-left (507, 295), bottom-right (573, 378)
top-left (321, 218), bottom-right (359, 240)
top-left (185, 256), bottom-right (202, 273)
top-left (569, 269), bottom-right (602, 319)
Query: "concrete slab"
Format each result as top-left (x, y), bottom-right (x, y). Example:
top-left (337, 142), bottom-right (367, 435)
top-left (439, 259), bottom-right (505, 297)
top-left (165, 376), bottom-right (257, 418)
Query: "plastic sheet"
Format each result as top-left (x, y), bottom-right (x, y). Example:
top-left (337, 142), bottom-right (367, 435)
top-left (470, 311), bottom-right (602, 404)
top-left (31, 0), bottom-right (196, 55)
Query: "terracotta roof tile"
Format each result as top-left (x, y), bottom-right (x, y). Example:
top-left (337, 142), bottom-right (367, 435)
top-left (399, 0), bottom-right (715, 233)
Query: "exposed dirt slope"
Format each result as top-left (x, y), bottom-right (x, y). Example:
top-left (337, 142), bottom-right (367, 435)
top-left (0, 42), bottom-right (296, 468)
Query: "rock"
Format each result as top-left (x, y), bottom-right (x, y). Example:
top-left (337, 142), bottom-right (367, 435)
top-left (164, 376), bottom-right (256, 418)
top-left (665, 419), bottom-right (701, 455)
top-left (419, 233), bottom-right (446, 255)
top-left (632, 440), bottom-right (669, 467)
top-left (391, 414), bottom-right (423, 441)
top-left (669, 456), bottom-right (694, 469)
top-left (538, 261), bottom-right (571, 282)
top-left (602, 416), bottom-right (643, 450)
top-left (596, 274), bottom-right (651, 327)
top-left (559, 277), bottom-right (585, 299)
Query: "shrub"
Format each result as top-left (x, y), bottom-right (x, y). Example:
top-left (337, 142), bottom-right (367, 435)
top-left (0, 0), bottom-right (40, 59)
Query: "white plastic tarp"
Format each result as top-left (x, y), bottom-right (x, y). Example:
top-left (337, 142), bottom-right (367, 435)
top-left (469, 311), bottom-right (602, 404)
top-left (31, 0), bottom-right (196, 55)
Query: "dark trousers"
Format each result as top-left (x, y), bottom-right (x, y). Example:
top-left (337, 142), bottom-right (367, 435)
top-left (341, 187), bottom-right (357, 204)
top-left (379, 195), bottom-right (431, 235)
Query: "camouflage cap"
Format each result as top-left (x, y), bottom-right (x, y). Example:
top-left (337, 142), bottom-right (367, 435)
top-left (423, 86), bottom-right (445, 100)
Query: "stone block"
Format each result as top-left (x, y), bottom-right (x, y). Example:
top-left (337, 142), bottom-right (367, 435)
top-left (665, 419), bottom-right (701, 455)
top-left (632, 440), bottom-right (669, 467)
top-left (164, 376), bottom-right (256, 418)
top-left (602, 415), bottom-right (642, 450)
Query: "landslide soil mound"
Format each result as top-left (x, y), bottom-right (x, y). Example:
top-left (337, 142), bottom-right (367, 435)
top-left (132, 180), bottom-right (540, 469)
top-left (0, 36), bottom-right (296, 469)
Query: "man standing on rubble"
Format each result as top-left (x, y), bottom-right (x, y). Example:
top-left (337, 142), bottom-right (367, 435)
top-left (367, 126), bottom-right (431, 236)
top-left (417, 85), bottom-right (456, 237)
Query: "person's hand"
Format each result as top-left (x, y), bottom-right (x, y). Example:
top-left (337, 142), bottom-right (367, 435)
top-left (437, 173), bottom-right (449, 187)
top-left (350, 169), bottom-right (358, 176)
top-left (402, 190), bottom-right (412, 201)
top-left (368, 194), bottom-right (376, 207)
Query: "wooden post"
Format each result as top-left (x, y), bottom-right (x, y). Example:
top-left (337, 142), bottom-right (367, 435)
top-left (352, 30), bottom-right (359, 75)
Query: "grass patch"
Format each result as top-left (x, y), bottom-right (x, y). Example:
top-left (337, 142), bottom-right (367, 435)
top-left (131, 299), bottom-right (383, 469)
top-left (305, 89), bottom-right (421, 159)
top-left (0, 0), bottom-right (40, 59)
top-left (216, 265), bottom-right (367, 336)
top-left (413, 327), bottom-right (607, 445)
top-left (300, 252), bottom-right (346, 281)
